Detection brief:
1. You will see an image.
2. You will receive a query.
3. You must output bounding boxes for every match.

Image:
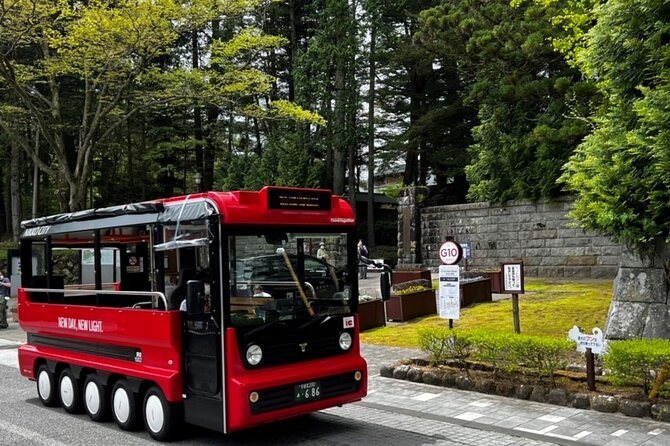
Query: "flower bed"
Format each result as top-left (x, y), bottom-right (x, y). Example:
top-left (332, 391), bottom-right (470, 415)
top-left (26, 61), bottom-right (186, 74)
top-left (385, 279), bottom-right (436, 322)
top-left (378, 329), bottom-right (670, 423)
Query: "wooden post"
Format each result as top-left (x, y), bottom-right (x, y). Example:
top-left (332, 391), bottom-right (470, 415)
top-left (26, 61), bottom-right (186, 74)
top-left (449, 319), bottom-right (453, 329)
top-left (512, 293), bottom-right (520, 334)
top-left (586, 348), bottom-right (596, 391)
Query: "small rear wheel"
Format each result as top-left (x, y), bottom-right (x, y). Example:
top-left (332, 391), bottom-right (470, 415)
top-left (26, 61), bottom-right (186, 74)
top-left (83, 374), bottom-right (109, 421)
top-left (36, 364), bottom-right (58, 407)
top-left (111, 379), bottom-right (140, 430)
top-left (143, 385), bottom-right (179, 441)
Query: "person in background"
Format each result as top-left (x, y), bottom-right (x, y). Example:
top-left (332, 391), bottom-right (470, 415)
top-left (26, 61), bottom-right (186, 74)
top-left (0, 271), bottom-right (11, 329)
top-left (253, 285), bottom-right (271, 298)
top-left (316, 242), bottom-right (330, 262)
top-left (357, 239), bottom-right (369, 279)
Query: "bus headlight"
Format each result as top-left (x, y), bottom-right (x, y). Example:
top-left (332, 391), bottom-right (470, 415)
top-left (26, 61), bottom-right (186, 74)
top-left (338, 332), bottom-right (352, 351)
top-left (246, 344), bottom-right (263, 365)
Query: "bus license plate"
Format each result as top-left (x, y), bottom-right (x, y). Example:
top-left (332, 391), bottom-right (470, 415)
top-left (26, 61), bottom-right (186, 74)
top-left (294, 381), bottom-right (321, 402)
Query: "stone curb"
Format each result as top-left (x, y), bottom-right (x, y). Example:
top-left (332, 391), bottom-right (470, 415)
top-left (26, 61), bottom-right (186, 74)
top-left (382, 363), bottom-right (670, 423)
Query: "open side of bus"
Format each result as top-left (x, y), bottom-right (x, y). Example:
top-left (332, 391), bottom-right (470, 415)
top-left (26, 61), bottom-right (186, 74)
top-left (17, 187), bottom-right (368, 441)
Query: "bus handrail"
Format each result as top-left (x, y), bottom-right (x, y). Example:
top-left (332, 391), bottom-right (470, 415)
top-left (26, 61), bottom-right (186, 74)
top-left (241, 280), bottom-right (319, 299)
top-left (22, 288), bottom-right (168, 311)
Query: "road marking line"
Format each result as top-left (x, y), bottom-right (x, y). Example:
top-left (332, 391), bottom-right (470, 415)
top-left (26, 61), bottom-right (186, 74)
top-left (649, 428), bottom-right (664, 435)
top-left (574, 431), bottom-right (592, 439)
top-left (0, 419), bottom-right (69, 446)
top-left (611, 429), bottom-right (628, 437)
top-left (412, 393), bottom-right (439, 402)
top-left (455, 411), bottom-right (483, 421)
top-left (538, 414), bottom-right (566, 423)
top-left (515, 425), bottom-right (590, 441)
top-left (469, 400), bottom-right (494, 408)
top-left (0, 349), bottom-right (18, 369)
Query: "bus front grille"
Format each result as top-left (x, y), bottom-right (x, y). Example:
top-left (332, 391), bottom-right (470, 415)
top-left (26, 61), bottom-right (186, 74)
top-left (250, 372), bottom-right (360, 414)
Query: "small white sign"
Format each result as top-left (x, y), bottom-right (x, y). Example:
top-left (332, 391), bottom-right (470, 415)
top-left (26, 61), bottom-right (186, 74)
top-left (343, 316), bottom-right (354, 329)
top-left (438, 265), bottom-right (460, 319)
top-left (503, 263), bottom-right (523, 292)
top-left (567, 326), bottom-right (605, 354)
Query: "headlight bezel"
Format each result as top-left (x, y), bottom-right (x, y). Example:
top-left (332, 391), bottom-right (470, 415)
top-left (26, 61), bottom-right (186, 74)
top-left (338, 331), bottom-right (353, 351)
top-left (246, 344), bottom-right (263, 366)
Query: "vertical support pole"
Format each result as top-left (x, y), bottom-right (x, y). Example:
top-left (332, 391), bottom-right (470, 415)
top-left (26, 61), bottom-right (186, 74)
top-left (512, 293), bottom-right (520, 334)
top-left (449, 319), bottom-right (453, 329)
top-left (94, 230), bottom-right (102, 306)
top-left (586, 348), bottom-right (596, 391)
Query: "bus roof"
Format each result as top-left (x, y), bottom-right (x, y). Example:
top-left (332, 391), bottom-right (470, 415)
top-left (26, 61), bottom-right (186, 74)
top-left (21, 187), bottom-right (355, 239)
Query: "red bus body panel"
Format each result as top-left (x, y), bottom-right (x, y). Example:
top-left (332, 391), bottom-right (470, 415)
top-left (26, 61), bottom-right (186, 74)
top-left (17, 289), bottom-right (183, 401)
top-left (224, 323), bottom-right (367, 432)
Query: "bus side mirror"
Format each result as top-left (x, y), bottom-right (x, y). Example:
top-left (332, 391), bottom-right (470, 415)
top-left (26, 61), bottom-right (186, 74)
top-left (186, 280), bottom-right (204, 315)
top-left (380, 272), bottom-right (391, 301)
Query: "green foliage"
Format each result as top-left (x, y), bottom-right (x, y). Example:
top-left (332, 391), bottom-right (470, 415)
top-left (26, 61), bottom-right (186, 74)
top-left (559, 0), bottom-right (670, 252)
top-left (514, 334), bottom-right (572, 385)
top-left (419, 0), bottom-right (597, 202)
top-left (418, 327), bottom-right (571, 384)
top-left (418, 328), bottom-right (474, 366)
top-left (392, 279), bottom-right (432, 295)
top-left (603, 339), bottom-right (670, 395)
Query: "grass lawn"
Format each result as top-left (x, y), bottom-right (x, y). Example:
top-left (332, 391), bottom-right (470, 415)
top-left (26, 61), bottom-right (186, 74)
top-left (360, 277), bottom-right (613, 348)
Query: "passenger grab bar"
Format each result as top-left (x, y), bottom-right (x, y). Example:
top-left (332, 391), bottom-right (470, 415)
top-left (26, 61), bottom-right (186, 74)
top-left (22, 288), bottom-right (169, 311)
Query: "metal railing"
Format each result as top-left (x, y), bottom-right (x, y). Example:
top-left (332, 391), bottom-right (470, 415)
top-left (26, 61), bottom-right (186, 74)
top-left (22, 288), bottom-right (168, 311)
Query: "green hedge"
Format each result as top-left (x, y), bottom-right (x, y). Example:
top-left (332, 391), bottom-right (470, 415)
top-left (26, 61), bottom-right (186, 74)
top-left (418, 328), bottom-right (572, 385)
top-left (603, 339), bottom-right (670, 395)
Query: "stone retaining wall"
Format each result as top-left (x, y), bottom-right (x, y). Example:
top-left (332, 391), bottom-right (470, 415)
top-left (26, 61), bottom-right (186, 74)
top-left (403, 194), bottom-right (623, 279)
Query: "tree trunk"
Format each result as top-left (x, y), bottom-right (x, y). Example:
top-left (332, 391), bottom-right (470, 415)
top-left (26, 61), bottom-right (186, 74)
top-left (10, 140), bottom-right (20, 241)
top-left (367, 22), bottom-right (377, 248)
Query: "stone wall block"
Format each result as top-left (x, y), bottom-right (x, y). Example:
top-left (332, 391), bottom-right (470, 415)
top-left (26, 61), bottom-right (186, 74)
top-left (604, 301), bottom-right (648, 339)
top-left (612, 267), bottom-right (666, 303)
top-left (642, 304), bottom-right (670, 339)
top-left (566, 256), bottom-right (597, 266)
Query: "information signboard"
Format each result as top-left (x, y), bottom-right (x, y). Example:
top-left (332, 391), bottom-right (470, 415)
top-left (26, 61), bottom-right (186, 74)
top-left (501, 261), bottom-right (524, 293)
top-left (438, 265), bottom-right (460, 320)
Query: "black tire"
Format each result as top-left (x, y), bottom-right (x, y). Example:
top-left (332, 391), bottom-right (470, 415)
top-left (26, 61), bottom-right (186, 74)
top-left (36, 364), bottom-right (58, 407)
top-left (143, 385), bottom-right (180, 441)
top-left (59, 368), bottom-right (83, 413)
top-left (83, 374), bottom-right (109, 421)
top-left (111, 379), bottom-right (140, 430)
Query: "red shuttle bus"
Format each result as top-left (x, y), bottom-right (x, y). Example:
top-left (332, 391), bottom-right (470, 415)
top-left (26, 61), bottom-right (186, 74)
top-left (17, 187), bottom-right (378, 441)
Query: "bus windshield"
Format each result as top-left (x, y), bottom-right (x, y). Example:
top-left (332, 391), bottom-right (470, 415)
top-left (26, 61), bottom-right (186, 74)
top-left (228, 231), bottom-right (352, 327)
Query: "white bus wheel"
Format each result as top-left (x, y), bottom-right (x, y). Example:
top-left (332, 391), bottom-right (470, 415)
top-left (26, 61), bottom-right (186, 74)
top-left (111, 379), bottom-right (140, 430)
top-left (36, 364), bottom-right (58, 407)
top-left (83, 375), bottom-right (109, 421)
top-left (143, 385), bottom-right (179, 441)
top-left (59, 368), bottom-right (83, 414)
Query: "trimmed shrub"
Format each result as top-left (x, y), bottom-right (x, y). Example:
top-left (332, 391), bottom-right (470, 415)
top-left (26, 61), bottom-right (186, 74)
top-left (514, 335), bottom-right (572, 386)
top-left (418, 328), bottom-right (474, 366)
top-left (603, 339), bottom-right (670, 396)
top-left (418, 328), bottom-right (572, 386)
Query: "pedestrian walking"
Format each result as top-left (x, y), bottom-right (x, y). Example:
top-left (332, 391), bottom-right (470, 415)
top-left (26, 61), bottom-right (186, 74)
top-left (357, 239), bottom-right (369, 279)
top-left (0, 271), bottom-right (11, 328)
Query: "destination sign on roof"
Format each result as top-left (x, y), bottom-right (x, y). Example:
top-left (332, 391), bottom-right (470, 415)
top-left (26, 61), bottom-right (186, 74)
top-left (267, 188), bottom-right (331, 211)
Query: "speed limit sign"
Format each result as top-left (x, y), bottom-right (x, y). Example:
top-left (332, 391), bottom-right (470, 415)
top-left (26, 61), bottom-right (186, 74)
top-left (439, 241), bottom-right (463, 265)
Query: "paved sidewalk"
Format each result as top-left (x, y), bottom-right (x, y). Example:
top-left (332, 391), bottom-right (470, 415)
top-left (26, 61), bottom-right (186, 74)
top-left (356, 344), bottom-right (670, 446)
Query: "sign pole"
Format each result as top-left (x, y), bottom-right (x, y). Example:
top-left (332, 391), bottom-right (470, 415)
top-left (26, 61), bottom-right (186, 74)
top-left (512, 293), bottom-right (520, 334)
top-left (586, 348), bottom-right (596, 391)
top-left (449, 319), bottom-right (453, 329)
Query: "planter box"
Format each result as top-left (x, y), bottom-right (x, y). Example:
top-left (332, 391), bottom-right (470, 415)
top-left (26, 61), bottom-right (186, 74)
top-left (385, 289), bottom-right (436, 322)
top-left (481, 271), bottom-right (502, 293)
top-left (392, 270), bottom-right (432, 285)
top-left (461, 278), bottom-right (492, 307)
top-left (358, 300), bottom-right (386, 331)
